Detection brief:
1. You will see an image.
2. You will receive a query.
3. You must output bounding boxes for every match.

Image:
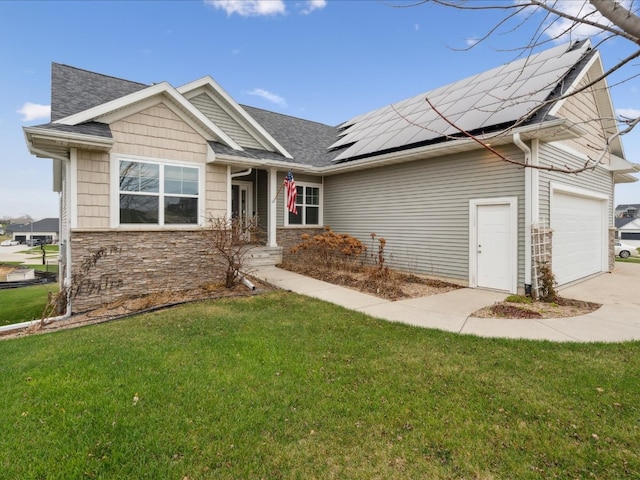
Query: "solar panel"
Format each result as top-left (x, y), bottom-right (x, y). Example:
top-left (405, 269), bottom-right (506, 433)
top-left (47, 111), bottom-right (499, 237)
top-left (330, 41), bottom-right (591, 162)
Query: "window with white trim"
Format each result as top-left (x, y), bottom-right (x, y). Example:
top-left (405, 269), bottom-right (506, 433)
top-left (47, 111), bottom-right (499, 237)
top-left (119, 159), bottom-right (200, 225)
top-left (287, 183), bottom-right (321, 226)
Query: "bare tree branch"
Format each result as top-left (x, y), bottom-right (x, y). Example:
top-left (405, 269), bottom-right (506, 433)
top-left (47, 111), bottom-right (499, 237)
top-left (590, 0), bottom-right (640, 42)
top-left (421, 97), bottom-right (599, 174)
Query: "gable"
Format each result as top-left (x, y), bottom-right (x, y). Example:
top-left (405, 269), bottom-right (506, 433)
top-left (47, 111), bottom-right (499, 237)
top-left (110, 104), bottom-right (209, 163)
top-left (551, 52), bottom-right (623, 162)
top-left (189, 92), bottom-right (265, 150)
top-left (178, 77), bottom-right (292, 159)
top-left (554, 76), bottom-right (610, 163)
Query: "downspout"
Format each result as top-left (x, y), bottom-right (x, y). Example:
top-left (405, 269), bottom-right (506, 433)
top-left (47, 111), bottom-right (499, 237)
top-left (231, 168), bottom-right (253, 178)
top-left (514, 133), bottom-right (533, 295)
top-left (0, 155), bottom-right (73, 334)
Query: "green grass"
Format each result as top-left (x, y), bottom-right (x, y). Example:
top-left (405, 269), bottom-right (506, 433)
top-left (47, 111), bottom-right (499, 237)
top-left (1, 291), bottom-right (639, 479)
top-left (0, 283), bottom-right (59, 326)
top-left (616, 247), bottom-right (640, 263)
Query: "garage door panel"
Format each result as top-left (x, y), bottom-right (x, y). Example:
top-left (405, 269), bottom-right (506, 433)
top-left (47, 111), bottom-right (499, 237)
top-left (551, 192), bottom-right (606, 285)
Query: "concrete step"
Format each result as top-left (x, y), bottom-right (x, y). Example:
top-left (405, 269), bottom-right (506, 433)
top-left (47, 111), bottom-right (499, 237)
top-left (244, 246), bottom-right (282, 268)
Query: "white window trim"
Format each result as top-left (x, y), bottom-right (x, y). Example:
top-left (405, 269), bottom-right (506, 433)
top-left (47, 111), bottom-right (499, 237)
top-left (284, 181), bottom-right (323, 227)
top-left (110, 154), bottom-right (205, 229)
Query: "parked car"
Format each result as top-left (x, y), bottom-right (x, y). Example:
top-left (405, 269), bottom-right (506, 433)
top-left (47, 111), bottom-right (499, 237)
top-left (614, 241), bottom-right (639, 258)
top-left (1, 239), bottom-right (20, 246)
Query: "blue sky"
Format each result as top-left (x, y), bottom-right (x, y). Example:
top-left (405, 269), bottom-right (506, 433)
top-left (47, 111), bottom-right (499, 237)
top-left (1, 0), bottom-right (639, 220)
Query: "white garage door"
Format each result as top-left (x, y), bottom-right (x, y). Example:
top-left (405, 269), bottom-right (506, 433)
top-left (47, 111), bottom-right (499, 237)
top-left (551, 191), bottom-right (606, 285)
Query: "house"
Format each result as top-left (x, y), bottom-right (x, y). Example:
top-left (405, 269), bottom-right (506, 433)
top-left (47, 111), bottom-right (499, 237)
top-left (615, 217), bottom-right (640, 241)
top-left (615, 203), bottom-right (640, 218)
top-left (24, 40), bottom-right (639, 313)
top-left (7, 218), bottom-right (59, 245)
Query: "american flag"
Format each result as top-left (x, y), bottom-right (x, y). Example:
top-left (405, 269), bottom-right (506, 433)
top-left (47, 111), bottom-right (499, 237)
top-left (284, 170), bottom-right (298, 215)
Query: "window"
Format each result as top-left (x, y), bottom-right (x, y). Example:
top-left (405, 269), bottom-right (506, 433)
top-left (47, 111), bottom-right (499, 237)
top-left (119, 159), bottom-right (199, 225)
top-left (287, 183), bottom-right (321, 226)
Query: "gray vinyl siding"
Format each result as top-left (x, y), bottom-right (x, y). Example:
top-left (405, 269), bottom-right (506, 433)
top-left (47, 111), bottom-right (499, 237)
top-left (189, 93), bottom-right (264, 150)
top-left (538, 142), bottom-right (614, 225)
top-left (323, 146), bottom-right (526, 284)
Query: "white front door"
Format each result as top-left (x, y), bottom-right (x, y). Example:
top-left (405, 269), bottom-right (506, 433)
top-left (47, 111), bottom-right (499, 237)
top-left (470, 198), bottom-right (517, 293)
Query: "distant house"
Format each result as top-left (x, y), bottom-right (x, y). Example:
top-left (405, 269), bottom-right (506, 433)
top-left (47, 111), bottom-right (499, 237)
top-left (9, 218), bottom-right (59, 244)
top-left (615, 217), bottom-right (640, 240)
top-left (23, 39), bottom-right (639, 313)
top-left (615, 203), bottom-right (640, 218)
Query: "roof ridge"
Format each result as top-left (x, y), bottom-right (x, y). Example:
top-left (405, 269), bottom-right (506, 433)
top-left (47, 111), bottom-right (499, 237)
top-left (241, 104), bottom-right (334, 128)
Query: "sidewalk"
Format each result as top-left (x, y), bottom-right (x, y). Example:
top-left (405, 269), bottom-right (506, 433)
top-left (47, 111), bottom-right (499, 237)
top-left (252, 265), bottom-right (640, 343)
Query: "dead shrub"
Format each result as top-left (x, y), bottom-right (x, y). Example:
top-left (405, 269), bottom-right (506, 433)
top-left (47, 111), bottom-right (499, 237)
top-left (289, 226), bottom-right (367, 271)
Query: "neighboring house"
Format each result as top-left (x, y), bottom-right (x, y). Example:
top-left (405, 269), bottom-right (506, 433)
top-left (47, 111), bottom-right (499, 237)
top-left (24, 39), bottom-right (639, 313)
top-left (615, 217), bottom-right (640, 241)
top-left (615, 203), bottom-right (640, 218)
top-left (9, 218), bottom-right (60, 244)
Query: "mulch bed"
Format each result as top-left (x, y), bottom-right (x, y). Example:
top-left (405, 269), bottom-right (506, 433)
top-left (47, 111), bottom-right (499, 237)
top-left (1, 277), bottom-right (275, 340)
top-left (278, 261), bottom-right (462, 300)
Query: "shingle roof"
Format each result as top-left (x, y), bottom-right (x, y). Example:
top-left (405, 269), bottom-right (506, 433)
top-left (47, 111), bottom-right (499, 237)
top-left (615, 218), bottom-right (636, 228)
top-left (10, 218), bottom-right (59, 233)
top-left (51, 63), bottom-right (148, 121)
top-left (41, 41), bottom-right (596, 168)
top-left (241, 106), bottom-right (341, 167)
top-left (32, 121), bottom-right (112, 138)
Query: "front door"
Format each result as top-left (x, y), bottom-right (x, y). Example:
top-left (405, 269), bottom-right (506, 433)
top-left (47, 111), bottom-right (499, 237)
top-left (231, 181), bottom-right (253, 236)
top-left (471, 199), bottom-right (516, 292)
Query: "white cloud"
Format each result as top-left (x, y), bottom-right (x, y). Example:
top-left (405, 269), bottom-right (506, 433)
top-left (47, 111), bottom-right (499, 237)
top-left (206, 0), bottom-right (286, 17)
top-left (536, 0), bottom-right (620, 42)
top-left (17, 102), bottom-right (50, 122)
top-left (466, 37), bottom-right (479, 47)
top-left (617, 108), bottom-right (640, 119)
top-left (300, 0), bottom-right (327, 15)
top-left (247, 88), bottom-right (287, 107)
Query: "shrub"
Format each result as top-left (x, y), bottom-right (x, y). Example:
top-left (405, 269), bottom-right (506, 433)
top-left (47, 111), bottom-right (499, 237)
top-left (536, 261), bottom-right (558, 303)
top-left (289, 226), bottom-right (367, 270)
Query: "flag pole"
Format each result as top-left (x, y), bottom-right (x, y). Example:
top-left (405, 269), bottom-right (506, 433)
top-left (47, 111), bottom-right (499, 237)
top-left (272, 181), bottom-right (285, 203)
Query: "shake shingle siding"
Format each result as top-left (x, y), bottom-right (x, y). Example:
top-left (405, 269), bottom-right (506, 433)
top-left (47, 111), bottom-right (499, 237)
top-left (324, 146), bottom-right (526, 283)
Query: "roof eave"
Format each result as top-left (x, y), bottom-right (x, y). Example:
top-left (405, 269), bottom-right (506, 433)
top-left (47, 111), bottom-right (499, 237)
top-left (210, 153), bottom-right (321, 175)
top-left (24, 126), bottom-right (114, 158)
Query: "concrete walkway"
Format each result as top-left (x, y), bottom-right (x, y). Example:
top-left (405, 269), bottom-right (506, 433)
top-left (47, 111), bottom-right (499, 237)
top-left (252, 263), bottom-right (640, 343)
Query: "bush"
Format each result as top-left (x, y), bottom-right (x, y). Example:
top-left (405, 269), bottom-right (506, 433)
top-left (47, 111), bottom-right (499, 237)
top-left (289, 226), bottom-right (367, 270)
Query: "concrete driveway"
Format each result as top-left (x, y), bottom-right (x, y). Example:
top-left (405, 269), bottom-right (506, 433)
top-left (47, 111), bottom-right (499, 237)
top-left (0, 244), bottom-right (58, 265)
top-left (559, 262), bottom-right (639, 306)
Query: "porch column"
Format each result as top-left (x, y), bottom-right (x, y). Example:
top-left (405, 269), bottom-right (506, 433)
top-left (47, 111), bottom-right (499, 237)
top-left (268, 167), bottom-right (278, 247)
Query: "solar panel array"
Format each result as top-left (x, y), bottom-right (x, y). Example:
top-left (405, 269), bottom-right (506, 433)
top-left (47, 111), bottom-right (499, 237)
top-left (329, 41), bottom-right (590, 162)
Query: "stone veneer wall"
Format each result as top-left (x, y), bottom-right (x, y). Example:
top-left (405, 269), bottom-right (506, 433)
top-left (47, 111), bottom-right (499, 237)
top-left (276, 227), bottom-right (324, 256)
top-left (70, 230), bottom-right (223, 313)
top-left (609, 227), bottom-right (616, 272)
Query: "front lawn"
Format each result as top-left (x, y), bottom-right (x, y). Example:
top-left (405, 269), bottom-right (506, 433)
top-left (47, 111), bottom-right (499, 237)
top-left (1, 292), bottom-right (638, 479)
top-left (0, 283), bottom-right (59, 326)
